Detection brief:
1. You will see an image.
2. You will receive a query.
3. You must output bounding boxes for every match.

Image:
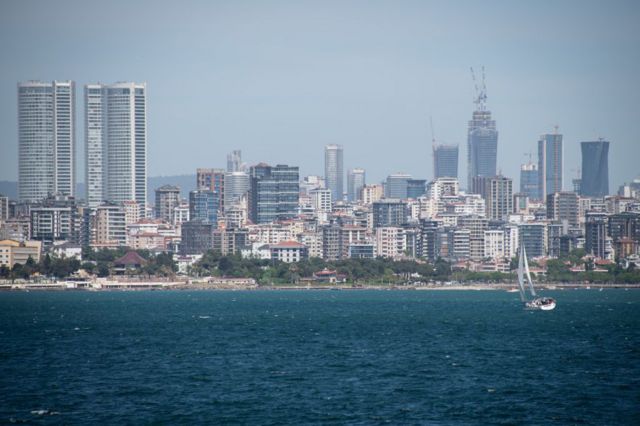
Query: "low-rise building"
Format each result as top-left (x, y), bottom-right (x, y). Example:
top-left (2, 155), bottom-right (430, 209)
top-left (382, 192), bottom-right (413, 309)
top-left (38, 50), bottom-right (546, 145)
top-left (0, 239), bottom-right (42, 267)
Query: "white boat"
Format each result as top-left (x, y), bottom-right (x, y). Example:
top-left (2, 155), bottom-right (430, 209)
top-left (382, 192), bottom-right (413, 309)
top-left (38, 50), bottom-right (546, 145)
top-left (517, 244), bottom-right (556, 311)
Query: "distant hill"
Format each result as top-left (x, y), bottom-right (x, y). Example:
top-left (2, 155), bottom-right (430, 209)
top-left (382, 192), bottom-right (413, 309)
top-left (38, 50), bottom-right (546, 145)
top-left (0, 175), bottom-right (197, 201)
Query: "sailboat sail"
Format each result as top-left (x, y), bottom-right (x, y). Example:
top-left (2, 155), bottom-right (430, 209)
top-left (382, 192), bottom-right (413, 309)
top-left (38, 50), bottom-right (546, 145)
top-left (522, 245), bottom-right (537, 297)
top-left (516, 246), bottom-right (526, 302)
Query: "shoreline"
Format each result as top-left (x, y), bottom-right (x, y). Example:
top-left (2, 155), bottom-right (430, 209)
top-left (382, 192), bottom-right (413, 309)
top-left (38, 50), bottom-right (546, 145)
top-left (2, 281), bottom-right (640, 292)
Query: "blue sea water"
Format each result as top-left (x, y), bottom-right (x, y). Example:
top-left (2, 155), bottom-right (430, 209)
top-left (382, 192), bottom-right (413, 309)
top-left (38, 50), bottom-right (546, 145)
top-left (0, 289), bottom-right (638, 425)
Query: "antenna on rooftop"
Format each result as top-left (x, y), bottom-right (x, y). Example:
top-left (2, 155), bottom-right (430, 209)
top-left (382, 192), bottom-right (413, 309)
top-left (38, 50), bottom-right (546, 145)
top-left (430, 115), bottom-right (436, 146)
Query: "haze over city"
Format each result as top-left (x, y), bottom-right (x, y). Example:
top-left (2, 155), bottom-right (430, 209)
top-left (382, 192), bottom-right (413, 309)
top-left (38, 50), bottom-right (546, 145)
top-left (1, 0), bottom-right (639, 189)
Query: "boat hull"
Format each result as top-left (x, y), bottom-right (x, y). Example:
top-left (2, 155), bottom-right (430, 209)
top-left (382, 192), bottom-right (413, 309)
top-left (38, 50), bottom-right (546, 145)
top-left (525, 297), bottom-right (556, 311)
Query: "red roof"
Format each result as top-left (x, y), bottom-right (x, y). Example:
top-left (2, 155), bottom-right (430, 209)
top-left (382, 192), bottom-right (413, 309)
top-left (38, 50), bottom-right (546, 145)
top-left (114, 251), bottom-right (148, 266)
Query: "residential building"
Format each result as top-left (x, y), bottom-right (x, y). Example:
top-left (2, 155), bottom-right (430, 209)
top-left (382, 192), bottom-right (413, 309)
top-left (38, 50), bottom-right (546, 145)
top-left (85, 82), bottom-right (147, 214)
top-left (375, 227), bottom-right (407, 259)
top-left (0, 195), bottom-right (8, 221)
top-left (18, 80), bottom-right (76, 202)
top-left (155, 185), bottom-right (181, 223)
top-left (546, 192), bottom-right (579, 226)
top-left (486, 176), bottom-right (513, 221)
top-left (180, 220), bottom-right (214, 255)
top-left (581, 139), bottom-right (610, 197)
top-left (518, 223), bottom-right (547, 258)
top-left (270, 241), bottom-right (308, 263)
top-left (325, 144), bottom-right (344, 201)
top-left (196, 168), bottom-right (225, 211)
top-left (585, 212), bottom-right (608, 259)
top-left (372, 199), bottom-right (407, 228)
top-left (362, 185), bottom-right (384, 205)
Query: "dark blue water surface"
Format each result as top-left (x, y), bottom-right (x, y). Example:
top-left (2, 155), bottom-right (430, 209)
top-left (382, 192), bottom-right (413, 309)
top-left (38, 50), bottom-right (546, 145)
top-left (1, 290), bottom-right (639, 424)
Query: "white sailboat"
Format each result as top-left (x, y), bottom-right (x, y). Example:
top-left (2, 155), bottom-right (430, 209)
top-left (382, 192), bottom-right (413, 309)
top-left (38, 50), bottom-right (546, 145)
top-left (517, 244), bottom-right (556, 311)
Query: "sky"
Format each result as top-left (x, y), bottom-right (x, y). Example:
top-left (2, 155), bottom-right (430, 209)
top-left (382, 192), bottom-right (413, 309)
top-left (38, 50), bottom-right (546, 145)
top-left (1, 0), bottom-right (639, 192)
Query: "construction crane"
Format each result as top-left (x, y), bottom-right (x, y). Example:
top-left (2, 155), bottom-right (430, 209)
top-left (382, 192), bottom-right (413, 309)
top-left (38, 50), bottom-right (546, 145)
top-left (470, 66), bottom-right (487, 111)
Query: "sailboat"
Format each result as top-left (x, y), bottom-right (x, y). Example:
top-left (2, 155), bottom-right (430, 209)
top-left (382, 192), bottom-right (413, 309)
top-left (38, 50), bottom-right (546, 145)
top-left (517, 244), bottom-right (556, 311)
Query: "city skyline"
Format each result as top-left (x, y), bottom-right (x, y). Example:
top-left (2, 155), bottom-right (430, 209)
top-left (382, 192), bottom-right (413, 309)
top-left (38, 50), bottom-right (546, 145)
top-left (1, 1), bottom-right (639, 192)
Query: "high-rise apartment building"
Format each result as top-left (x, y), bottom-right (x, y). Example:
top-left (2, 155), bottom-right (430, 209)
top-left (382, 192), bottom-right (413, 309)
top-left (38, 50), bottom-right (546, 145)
top-left (546, 192), bottom-right (579, 227)
top-left (433, 144), bottom-right (459, 179)
top-left (486, 176), bottom-right (513, 221)
top-left (538, 132), bottom-right (563, 199)
top-left (249, 164), bottom-right (300, 224)
top-left (520, 163), bottom-right (540, 200)
top-left (467, 109), bottom-right (498, 190)
top-left (324, 144), bottom-right (343, 202)
top-left (84, 82), bottom-right (147, 214)
top-left (155, 185), bottom-right (181, 223)
top-left (580, 140), bottom-right (610, 197)
top-left (347, 168), bottom-right (366, 202)
top-left (18, 81), bottom-right (76, 202)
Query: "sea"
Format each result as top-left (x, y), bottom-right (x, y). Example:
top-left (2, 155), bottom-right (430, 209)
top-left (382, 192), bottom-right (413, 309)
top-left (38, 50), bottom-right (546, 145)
top-left (0, 289), bottom-right (638, 425)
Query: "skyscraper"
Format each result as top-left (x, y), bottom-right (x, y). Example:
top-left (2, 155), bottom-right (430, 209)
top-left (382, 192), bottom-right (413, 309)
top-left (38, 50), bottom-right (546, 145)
top-left (538, 132), bottom-right (563, 199)
top-left (347, 168), bottom-right (366, 202)
top-left (467, 83), bottom-right (498, 190)
top-left (520, 163), bottom-right (540, 200)
top-left (224, 171), bottom-right (250, 208)
top-left (226, 150), bottom-right (242, 172)
top-left (18, 81), bottom-right (76, 202)
top-left (581, 140), bottom-right (610, 197)
top-left (433, 144), bottom-right (459, 179)
top-left (84, 82), bottom-right (147, 214)
top-left (196, 168), bottom-right (225, 211)
top-left (324, 144), bottom-right (343, 202)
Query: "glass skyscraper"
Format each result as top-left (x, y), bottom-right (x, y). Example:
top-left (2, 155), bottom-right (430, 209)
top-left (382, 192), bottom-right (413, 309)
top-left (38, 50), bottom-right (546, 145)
top-left (189, 189), bottom-right (218, 225)
top-left (433, 144), bottom-right (459, 179)
top-left (18, 80), bottom-right (76, 202)
top-left (520, 163), bottom-right (540, 200)
top-left (324, 144), bottom-right (343, 202)
top-left (580, 140), bottom-right (609, 197)
top-left (467, 110), bottom-right (498, 190)
top-left (249, 164), bottom-right (299, 224)
top-left (85, 82), bottom-right (147, 214)
top-left (537, 132), bottom-right (563, 199)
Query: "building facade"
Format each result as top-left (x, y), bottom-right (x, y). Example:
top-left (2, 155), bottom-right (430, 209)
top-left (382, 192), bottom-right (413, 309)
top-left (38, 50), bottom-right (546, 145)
top-left (433, 144), bottom-right (459, 180)
top-left (580, 140), bottom-right (610, 197)
top-left (324, 144), bottom-right (344, 201)
top-left (18, 81), bottom-right (76, 202)
top-left (538, 132), bottom-right (563, 199)
top-left (347, 168), bottom-right (366, 202)
top-left (85, 82), bottom-right (147, 214)
top-left (467, 108), bottom-right (498, 190)
top-left (155, 185), bottom-right (181, 223)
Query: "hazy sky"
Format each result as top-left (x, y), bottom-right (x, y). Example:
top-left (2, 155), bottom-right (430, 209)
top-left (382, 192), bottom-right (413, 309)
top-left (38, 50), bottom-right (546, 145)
top-left (1, 0), bottom-right (639, 191)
